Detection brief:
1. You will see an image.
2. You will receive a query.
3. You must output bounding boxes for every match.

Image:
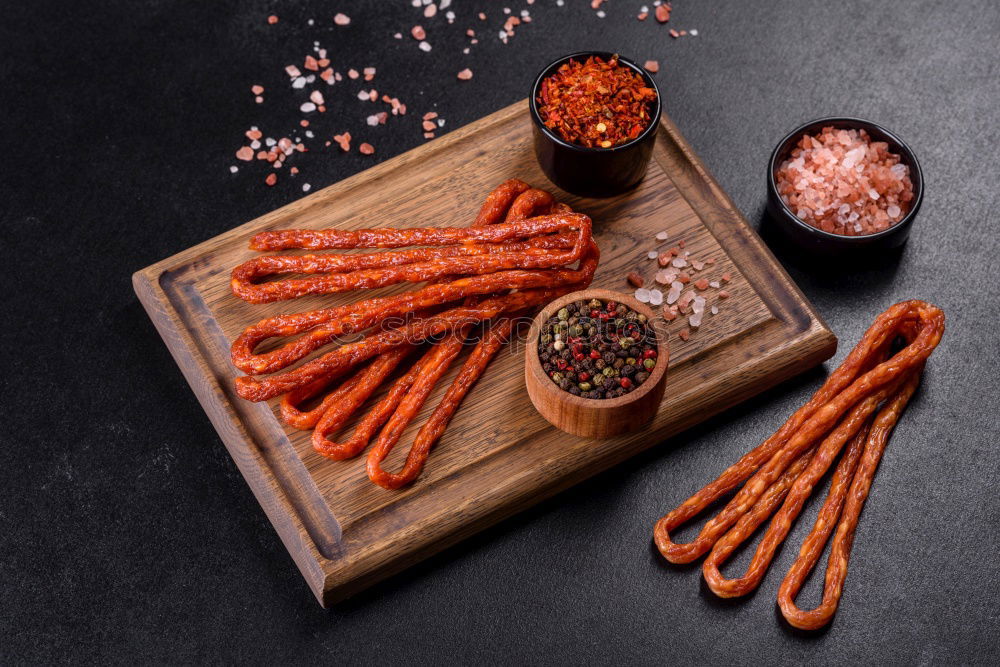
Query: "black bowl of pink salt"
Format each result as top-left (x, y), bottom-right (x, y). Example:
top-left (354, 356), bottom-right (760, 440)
top-left (530, 52), bottom-right (661, 198)
top-left (766, 117), bottom-right (923, 255)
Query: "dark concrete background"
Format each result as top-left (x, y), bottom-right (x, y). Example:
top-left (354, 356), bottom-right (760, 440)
top-left (2, 0), bottom-right (998, 663)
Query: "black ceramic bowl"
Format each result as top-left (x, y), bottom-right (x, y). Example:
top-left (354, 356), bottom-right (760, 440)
top-left (766, 117), bottom-right (923, 255)
top-left (530, 51), bottom-right (661, 198)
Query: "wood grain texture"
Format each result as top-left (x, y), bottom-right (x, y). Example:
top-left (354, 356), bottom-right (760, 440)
top-left (132, 101), bottom-right (836, 606)
top-left (525, 289), bottom-right (671, 439)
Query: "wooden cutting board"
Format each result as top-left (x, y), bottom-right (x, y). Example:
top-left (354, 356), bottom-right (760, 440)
top-left (133, 101), bottom-right (836, 606)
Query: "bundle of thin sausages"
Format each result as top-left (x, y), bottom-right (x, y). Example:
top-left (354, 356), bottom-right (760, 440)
top-left (230, 180), bottom-right (599, 489)
top-left (653, 300), bottom-right (944, 630)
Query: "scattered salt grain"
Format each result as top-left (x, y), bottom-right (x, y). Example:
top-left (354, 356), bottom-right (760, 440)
top-left (647, 250), bottom-right (659, 260)
top-left (635, 288), bottom-right (652, 303)
top-left (648, 289), bottom-right (664, 306)
top-left (655, 230), bottom-right (669, 241)
top-left (419, 41), bottom-right (432, 52)
top-left (302, 183), bottom-right (311, 192)
top-left (671, 257), bottom-right (688, 268)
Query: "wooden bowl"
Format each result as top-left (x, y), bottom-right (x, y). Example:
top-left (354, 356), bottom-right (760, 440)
top-left (525, 289), bottom-right (670, 438)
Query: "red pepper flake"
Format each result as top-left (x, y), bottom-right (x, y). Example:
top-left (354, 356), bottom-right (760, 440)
top-left (677, 272), bottom-right (691, 284)
top-left (320, 68), bottom-right (334, 83)
top-left (304, 55), bottom-right (318, 71)
top-left (536, 55), bottom-right (657, 149)
top-left (669, 28), bottom-right (680, 38)
top-left (644, 60), bottom-right (660, 74)
top-left (627, 271), bottom-right (644, 288)
top-left (411, 25), bottom-right (426, 40)
top-left (591, 0), bottom-right (604, 8)
top-left (655, 4), bottom-right (671, 23)
top-left (678, 328), bottom-right (691, 341)
top-left (359, 142), bottom-right (375, 155)
top-left (422, 120), bottom-right (437, 131)
top-left (265, 173), bottom-right (277, 186)
top-left (267, 15), bottom-right (278, 25)
top-left (423, 111), bottom-right (438, 120)
top-left (457, 68), bottom-right (473, 80)
top-left (657, 253), bottom-right (672, 267)
top-left (721, 272), bottom-right (732, 283)
top-left (637, 12), bottom-right (648, 21)
top-left (333, 132), bottom-right (351, 152)
top-left (333, 13), bottom-right (351, 26)
top-left (662, 305), bottom-right (678, 321)
top-left (694, 278), bottom-right (710, 290)
top-left (718, 290), bottom-right (730, 299)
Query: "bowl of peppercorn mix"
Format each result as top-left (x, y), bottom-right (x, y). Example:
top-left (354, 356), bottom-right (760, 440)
top-left (530, 52), bottom-right (661, 198)
top-left (525, 289), bottom-right (669, 438)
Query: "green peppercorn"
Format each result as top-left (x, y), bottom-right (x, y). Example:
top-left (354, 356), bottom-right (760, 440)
top-left (589, 298), bottom-right (602, 310)
top-left (579, 382), bottom-right (592, 392)
top-left (643, 358), bottom-right (656, 370)
top-left (626, 357), bottom-right (636, 366)
top-left (557, 307), bottom-right (569, 321)
top-left (619, 336), bottom-right (633, 347)
top-left (638, 314), bottom-right (648, 324)
top-left (541, 334), bottom-right (552, 345)
top-left (571, 324), bottom-right (584, 337)
top-left (551, 372), bottom-right (564, 383)
top-left (602, 366), bottom-right (615, 377)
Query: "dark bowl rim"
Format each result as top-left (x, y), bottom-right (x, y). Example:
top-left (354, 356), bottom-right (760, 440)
top-left (529, 51), bottom-right (662, 155)
top-left (767, 116), bottom-right (924, 243)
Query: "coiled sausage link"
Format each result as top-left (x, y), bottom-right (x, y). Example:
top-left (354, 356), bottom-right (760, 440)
top-left (652, 300), bottom-right (944, 629)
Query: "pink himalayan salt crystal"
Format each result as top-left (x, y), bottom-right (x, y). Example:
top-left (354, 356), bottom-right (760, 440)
top-left (775, 126), bottom-right (914, 236)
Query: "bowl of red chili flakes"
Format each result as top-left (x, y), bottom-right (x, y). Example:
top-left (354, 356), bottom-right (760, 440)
top-left (530, 51), bottom-right (661, 198)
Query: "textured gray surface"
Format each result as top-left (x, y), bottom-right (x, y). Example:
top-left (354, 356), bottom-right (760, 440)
top-left (1, 0), bottom-right (998, 663)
